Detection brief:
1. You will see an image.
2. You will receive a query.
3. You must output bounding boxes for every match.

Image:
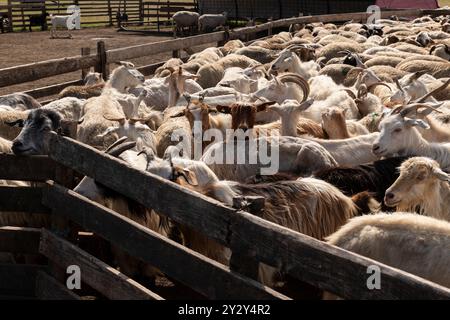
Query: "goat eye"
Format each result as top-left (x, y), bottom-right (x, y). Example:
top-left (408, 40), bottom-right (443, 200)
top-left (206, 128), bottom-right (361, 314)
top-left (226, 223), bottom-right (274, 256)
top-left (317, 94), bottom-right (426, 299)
top-left (42, 127), bottom-right (51, 132)
top-left (393, 128), bottom-right (402, 133)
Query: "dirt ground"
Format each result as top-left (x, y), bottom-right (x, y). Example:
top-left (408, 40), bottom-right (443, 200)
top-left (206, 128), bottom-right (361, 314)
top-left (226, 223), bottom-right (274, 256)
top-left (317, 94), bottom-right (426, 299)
top-left (0, 27), bottom-right (209, 96)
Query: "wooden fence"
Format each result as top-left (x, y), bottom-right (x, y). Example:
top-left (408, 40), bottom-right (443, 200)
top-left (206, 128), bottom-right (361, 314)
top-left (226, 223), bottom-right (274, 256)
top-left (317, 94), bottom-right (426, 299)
top-left (0, 0), bottom-right (197, 32)
top-left (1, 9), bottom-right (450, 299)
top-left (1, 8), bottom-right (446, 99)
top-left (1, 132), bottom-right (450, 299)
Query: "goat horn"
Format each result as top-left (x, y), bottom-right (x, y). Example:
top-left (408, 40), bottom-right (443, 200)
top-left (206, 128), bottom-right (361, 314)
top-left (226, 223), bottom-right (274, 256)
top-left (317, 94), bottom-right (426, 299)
top-left (367, 82), bottom-right (392, 92)
top-left (105, 136), bottom-right (129, 154)
top-left (342, 89), bottom-right (357, 99)
top-left (400, 102), bottom-right (444, 118)
top-left (394, 78), bottom-right (404, 92)
top-left (278, 73), bottom-right (310, 102)
top-left (103, 114), bottom-right (126, 122)
top-left (108, 141), bottom-right (137, 157)
top-left (415, 78), bottom-right (450, 103)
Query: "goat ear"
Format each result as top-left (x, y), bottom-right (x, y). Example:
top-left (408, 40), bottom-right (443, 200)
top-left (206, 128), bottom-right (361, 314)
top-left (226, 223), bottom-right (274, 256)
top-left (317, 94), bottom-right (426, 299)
top-left (46, 111), bottom-right (62, 130)
top-left (432, 167), bottom-right (450, 182)
top-left (404, 118), bottom-right (430, 129)
top-left (137, 147), bottom-right (156, 164)
top-left (216, 105), bottom-right (232, 114)
top-left (256, 101), bottom-right (276, 112)
top-left (4, 119), bottom-right (25, 128)
top-left (174, 167), bottom-right (198, 186)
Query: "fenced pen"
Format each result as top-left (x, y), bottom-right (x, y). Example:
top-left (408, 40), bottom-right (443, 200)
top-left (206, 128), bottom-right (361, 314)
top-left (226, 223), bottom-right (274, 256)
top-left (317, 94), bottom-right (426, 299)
top-left (1, 8), bottom-right (450, 299)
top-left (0, 0), bottom-right (199, 32)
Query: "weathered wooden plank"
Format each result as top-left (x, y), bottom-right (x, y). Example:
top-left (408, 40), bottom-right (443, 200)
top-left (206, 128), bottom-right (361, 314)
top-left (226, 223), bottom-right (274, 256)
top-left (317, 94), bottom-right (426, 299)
top-left (0, 227), bottom-right (41, 254)
top-left (39, 229), bottom-right (163, 300)
top-left (0, 54), bottom-right (98, 88)
top-left (0, 264), bottom-right (47, 296)
top-left (42, 182), bottom-right (287, 300)
top-left (23, 79), bottom-right (83, 100)
top-left (46, 133), bottom-right (230, 245)
top-left (229, 210), bottom-right (450, 300)
top-left (35, 271), bottom-right (81, 300)
top-left (0, 154), bottom-right (60, 181)
top-left (0, 186), bottom-right (49, 213)
top-left (106, 32), bottom-right (225, 62)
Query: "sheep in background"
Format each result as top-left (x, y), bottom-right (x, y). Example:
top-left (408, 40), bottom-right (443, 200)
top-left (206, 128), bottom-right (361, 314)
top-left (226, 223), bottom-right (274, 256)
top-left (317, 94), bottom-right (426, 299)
top-left (326, 213), bottom-right (450, 298)
top-left (58, 71), bottom-right (105, 100)
top-left (172, 11), bottom-right (200, 36)
top-left (198, 12), bottom-right (227, 33)
top-left (0, 93), bottom-right (41, 110)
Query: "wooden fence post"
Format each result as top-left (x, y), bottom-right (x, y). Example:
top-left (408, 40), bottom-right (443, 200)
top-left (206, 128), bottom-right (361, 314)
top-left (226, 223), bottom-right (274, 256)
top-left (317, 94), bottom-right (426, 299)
top-left (107, 0), bottom-right (113, 27)
top-left (81, 47), bottom-right (90, 80)
top-left (229, 196), bottom-right (265, 280)
top-left (7, 0), bottom-right (13, 32)
top-left (95, 41), bottom-right (109, 81)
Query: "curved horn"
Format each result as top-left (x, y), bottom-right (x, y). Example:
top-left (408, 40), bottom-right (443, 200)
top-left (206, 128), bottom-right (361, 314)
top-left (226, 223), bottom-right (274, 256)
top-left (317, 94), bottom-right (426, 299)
top-left (342, 89), bottom-right (357, 99)
top-left (394, 78), bottom-right (404, 92)
top-left (105, 136), bottom-right (129, 154)
top-left (415, 78), bottom-right (450, 103)
top-left (103, 114), bottom-right (126, 123)
top-left (278, 73), bottom-right (310, 102)
top-left (367, 82), bottom-right (393, 92)
top-left (400, 102), bottom-right (444, 118)
top-left (108, 141), bottom-right (137, 157)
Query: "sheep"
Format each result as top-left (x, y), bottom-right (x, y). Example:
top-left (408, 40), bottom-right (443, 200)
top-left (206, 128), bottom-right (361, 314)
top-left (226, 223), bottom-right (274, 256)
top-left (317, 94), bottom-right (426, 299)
top-left (172, 11), bottom-right (200, 36)
top-left (430, 43), bottom-right (450, 61)
top-left (182, 47), bottom-right (224, 74)
top-left (233, 45), bottom-right (279, 65)
top-left (397, 59), bottom-right (450, 79)
top-left (384, 157), bottom-right (450, 222)
top-left (43, 97), bottom-right (85, 122)
top-left (219, 39), bottom-right (245, 55)
top-left (0, 93), bottom-right (41, 110)
top-left (0, 110), bottom-right (29, 140)
top-left (315, 42), bottom-right (364, 64)
top-left (326, 213), bottom-right (450, 295)
top-left (321, 107), bottom-right (369, 139)
top-left (198, 12), bottom-right (227, 33)
top-left (0, 136), bottom-right (11, 153)
top-left (50, 14), bottom-right (75, 38)
top-left (154, 58), bottom-right (184, 77)
top-left (196, 54), bottom-right (260, 89)
top-left (58, 80), bottom-right (104, 100)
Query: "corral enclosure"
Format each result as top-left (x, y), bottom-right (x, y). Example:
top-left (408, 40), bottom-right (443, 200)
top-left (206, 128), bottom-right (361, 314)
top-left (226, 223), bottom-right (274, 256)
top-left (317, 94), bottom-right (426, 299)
top-left (0, 5), bottom-right (450, 301)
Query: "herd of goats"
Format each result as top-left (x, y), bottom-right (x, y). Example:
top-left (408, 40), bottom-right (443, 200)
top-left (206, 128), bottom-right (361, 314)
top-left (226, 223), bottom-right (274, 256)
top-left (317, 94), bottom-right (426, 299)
top-left (1, 12), bottom-right (450, 299)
